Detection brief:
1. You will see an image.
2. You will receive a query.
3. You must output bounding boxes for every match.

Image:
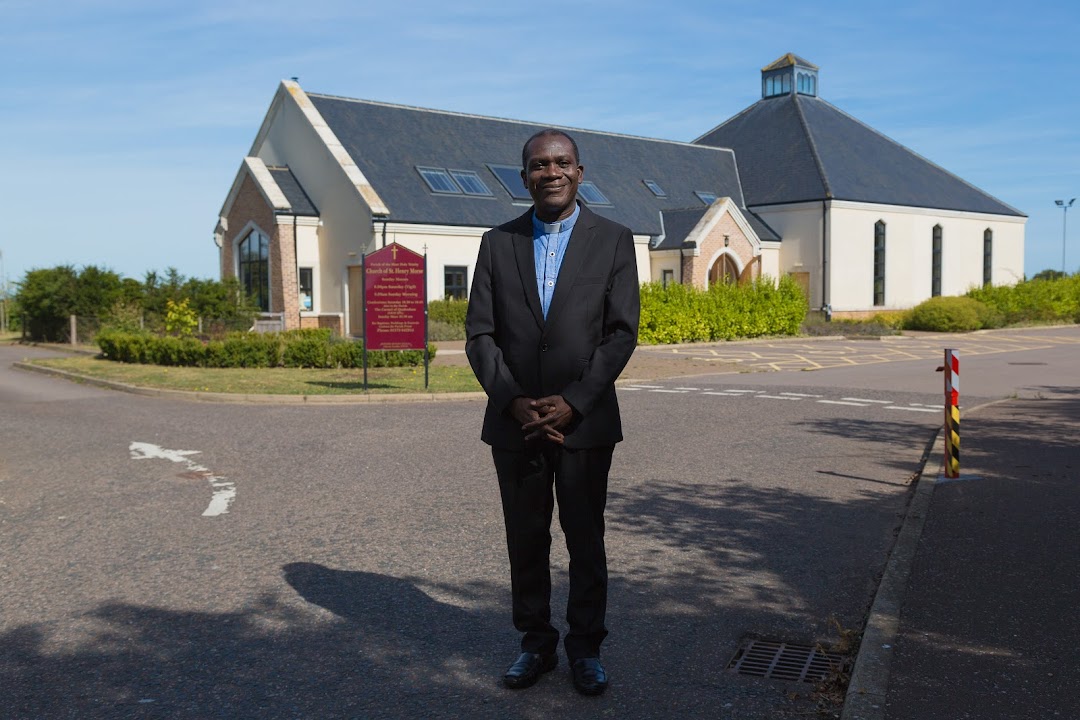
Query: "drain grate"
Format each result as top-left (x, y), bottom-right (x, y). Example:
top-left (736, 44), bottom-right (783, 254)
top-left (727, 638), bottom-right (844, 684)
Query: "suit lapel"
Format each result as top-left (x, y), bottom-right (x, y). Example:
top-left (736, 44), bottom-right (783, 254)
top-left (543, 204), bottom-right (594, 329)
top-left (510, 211), bottom-right (545, 329)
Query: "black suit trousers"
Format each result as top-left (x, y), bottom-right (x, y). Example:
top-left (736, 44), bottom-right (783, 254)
top-left (492, 443), bottom-right (613, 661)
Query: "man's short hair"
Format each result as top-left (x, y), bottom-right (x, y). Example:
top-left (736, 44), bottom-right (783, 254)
top-left (521, 129), bottom-right (580, 169)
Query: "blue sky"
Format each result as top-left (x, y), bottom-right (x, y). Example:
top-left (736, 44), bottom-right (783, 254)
top-left (2, 0), bottom-right (1078, 289)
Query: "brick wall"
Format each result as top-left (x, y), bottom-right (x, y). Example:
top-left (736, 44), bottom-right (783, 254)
top-left (684, 210), bottom-right (757, 288)
top-left (224, 174), bottom-right (276, 283)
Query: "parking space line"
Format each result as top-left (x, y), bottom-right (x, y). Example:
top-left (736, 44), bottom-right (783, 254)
top-left (885, 406), bottom-right (940, 413)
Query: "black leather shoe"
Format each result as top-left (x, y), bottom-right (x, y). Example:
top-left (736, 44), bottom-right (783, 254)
top-left (571, 657), bottom-right (608, 696)
top-left (503, 652), bottom-right (557, 689)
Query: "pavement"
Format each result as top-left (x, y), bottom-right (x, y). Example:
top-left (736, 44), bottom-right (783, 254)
top-left (7, 330), bottom-right (1080, 717)
top-left (845, 392), bottom-right (1080, 720)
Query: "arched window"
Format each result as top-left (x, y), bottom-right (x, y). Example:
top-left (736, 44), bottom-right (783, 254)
top-left (781, 73), bottom-right (791, 94)
top-left (983, 229), bottom-right (993, 286)
top-left (874, 221), bottom-right (886, 306)
top-left (239, 229), bottom-right (270, 311)
top-left (931, 225), bottom-right (943, 297)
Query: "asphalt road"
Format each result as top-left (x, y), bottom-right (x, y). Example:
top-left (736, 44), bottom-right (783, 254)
top-left (1, 328), bottom-right (1076, 719)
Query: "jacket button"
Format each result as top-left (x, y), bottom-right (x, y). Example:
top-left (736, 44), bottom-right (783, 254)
top-left (541, 343), bottom-right (548, 352)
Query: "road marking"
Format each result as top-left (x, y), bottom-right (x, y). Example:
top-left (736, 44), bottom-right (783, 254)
top-left (628, 385), bottom-right (664, 389)
top-left (817, 400), bottom-right (869, 407)
top-left (723, 389), bottom-right (763, 394)
top-left (842, 397), bottom-right (893, 404)
top-left (885, 406), bottom-right (941, 413)
top-left (703, 391), bottom-right (744, 396)
top-left (674, 387), bottom-right (701, 391)
top-left (650, 389), bottom-right (689, 393)
top-left (756, 395), bottom-right (802, 400)
top-left (129, 442), bottom-right (236, 517)
top-left (780, 392), bottom-right (823, 398)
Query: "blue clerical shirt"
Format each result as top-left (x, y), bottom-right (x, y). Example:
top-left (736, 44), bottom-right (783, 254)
top-left (532, 203), bottom-right (580, 319)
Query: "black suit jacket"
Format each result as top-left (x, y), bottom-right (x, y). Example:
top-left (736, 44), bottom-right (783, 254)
top-left (465, 203), bottom-right (640, 450)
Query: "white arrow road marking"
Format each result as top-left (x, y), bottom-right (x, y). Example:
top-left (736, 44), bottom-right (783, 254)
top-left (129, 442), bottom-right (236, 517)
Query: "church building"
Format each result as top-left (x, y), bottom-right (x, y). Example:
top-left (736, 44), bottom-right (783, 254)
top-left (214, 54), bottom-right (1025, 333)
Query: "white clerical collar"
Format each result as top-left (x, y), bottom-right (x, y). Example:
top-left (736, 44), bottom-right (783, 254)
top-left (533, 203), bottom-right (581, 236)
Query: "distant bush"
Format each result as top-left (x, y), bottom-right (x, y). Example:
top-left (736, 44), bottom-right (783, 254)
top-left (428, 298), bottom-right (468, 327)
top-left (97, 329), bottom-right (435, 369)
top-left (966, 275), bottom-right (1080, 325)
top-left (428, 320), bottom-right (465, 341)
top-left (638, 276), bottom-right (807, 345)
top-left (904, 297), bottom-right (987, 333)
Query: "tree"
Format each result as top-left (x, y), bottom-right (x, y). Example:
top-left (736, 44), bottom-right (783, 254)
top-left (16, 266), bottom-right (79, 341)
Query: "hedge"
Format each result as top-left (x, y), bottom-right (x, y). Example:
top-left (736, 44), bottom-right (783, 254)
top-left (904, 296), bottom-right (991, 333)
top-left (96, 328), bottom-right (435, 368)
top-left (638, 276), bottom-right (808, 344)
top-left (966, 275), bottom-right (1080, 325)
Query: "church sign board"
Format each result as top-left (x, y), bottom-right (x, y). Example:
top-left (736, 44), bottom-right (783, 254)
top-left (363, 243), bottom-right (426, 351)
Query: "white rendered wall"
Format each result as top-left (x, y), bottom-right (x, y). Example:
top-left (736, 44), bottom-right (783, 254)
top-left (294, 220), bottom-right (321, 313)
top-left (650, 250), bottom-right (682, 285)
top-left (256, 93), bottom-right (376, 316)
top-left (759, 242), bottom-right (781, 282)
top-left (632, 235), bottom-right (651, 286)
top-left (827, 201), bottom-right (1026, 311)
top-left (753, 203), bottom-right (824, 305)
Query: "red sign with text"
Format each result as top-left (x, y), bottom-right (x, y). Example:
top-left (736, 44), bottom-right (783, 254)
top-left (364, 243), bottom-right (426, 350)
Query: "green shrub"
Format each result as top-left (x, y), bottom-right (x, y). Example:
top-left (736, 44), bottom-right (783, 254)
top-left (218, 332), bottom-right (282, 368)
top-left (329, 340), bottom-right (366, 368)
top-left (428, 298), bottom-right (468, 327)
top-left (428, 319), bottom-right (466, 341)
top-left (904, 296), bottom-right (986, 332)
top-left (96, 330), bottom-right (435, 369)
top-left (164, 298), bottom-right (198, 337)
top-left (966, 275), bottom-right (1080, 325)
top-left (283, 336), bottom-right (332, 368)
top-left (638, 275), bottom-right (808, 345)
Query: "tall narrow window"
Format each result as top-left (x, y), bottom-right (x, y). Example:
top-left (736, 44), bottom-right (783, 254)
top-left (874, 221), bottom-right (886, 307)
top-left (239, 229), bottom-right (270, 311)
top-left (983, 229), bottom-right (993, 286)
top-left (931, 225), bottom-right (943, 297)
top-left (661, 269), bottom-right (674, 288)
top-left (444, 266), bottom-right (468, 300)
top-left (298, 267), bottom-right (313, 311)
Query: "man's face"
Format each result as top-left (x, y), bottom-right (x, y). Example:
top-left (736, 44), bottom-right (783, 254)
top-left (521, 134), bottom-right (583, 222)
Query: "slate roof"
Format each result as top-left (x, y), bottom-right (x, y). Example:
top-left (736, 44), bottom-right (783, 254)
top-left (656, 208), bottom-right (707, 250)
top-left (306, 93), bottom-right (751, 237)
top-left (267, 167), bottom-right (318, 216)
top-left (654, 206), bottom-right (780, 251)
top-left (694, 94), bottom-right (1025, 217)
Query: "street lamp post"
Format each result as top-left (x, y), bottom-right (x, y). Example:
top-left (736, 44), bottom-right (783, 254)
top-left (1056, 198), bottom-right (1076, 275)
top-left (0, 249), bottom-right (6, 333)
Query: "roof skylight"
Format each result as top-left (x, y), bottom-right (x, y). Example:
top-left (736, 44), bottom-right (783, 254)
top-left (643, 179), bottom-right (666, 197)
top-left (578, 181), bottom-right (612, 206)
top-left (449, 170), bottom-right (493, 197)
top-left (695, 191), bottom-right (718, 205)
top-left (416, 167), bottom-right (461, 194)
top-left (487, 164), bottom-right (532, 200)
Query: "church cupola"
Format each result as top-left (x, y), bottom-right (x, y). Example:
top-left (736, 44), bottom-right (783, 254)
top-left (761, 53), bottom-right (819, 99)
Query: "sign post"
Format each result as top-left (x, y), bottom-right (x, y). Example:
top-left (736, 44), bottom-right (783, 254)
top-left (362, 242), bottom-right (428, 390)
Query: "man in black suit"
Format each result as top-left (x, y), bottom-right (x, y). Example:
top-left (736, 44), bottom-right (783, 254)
top-left (465, 129), bottom-right (639, 696)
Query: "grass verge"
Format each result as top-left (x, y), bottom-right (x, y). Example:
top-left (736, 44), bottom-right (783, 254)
top-left (28, 356), bottom-right (482, 395)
